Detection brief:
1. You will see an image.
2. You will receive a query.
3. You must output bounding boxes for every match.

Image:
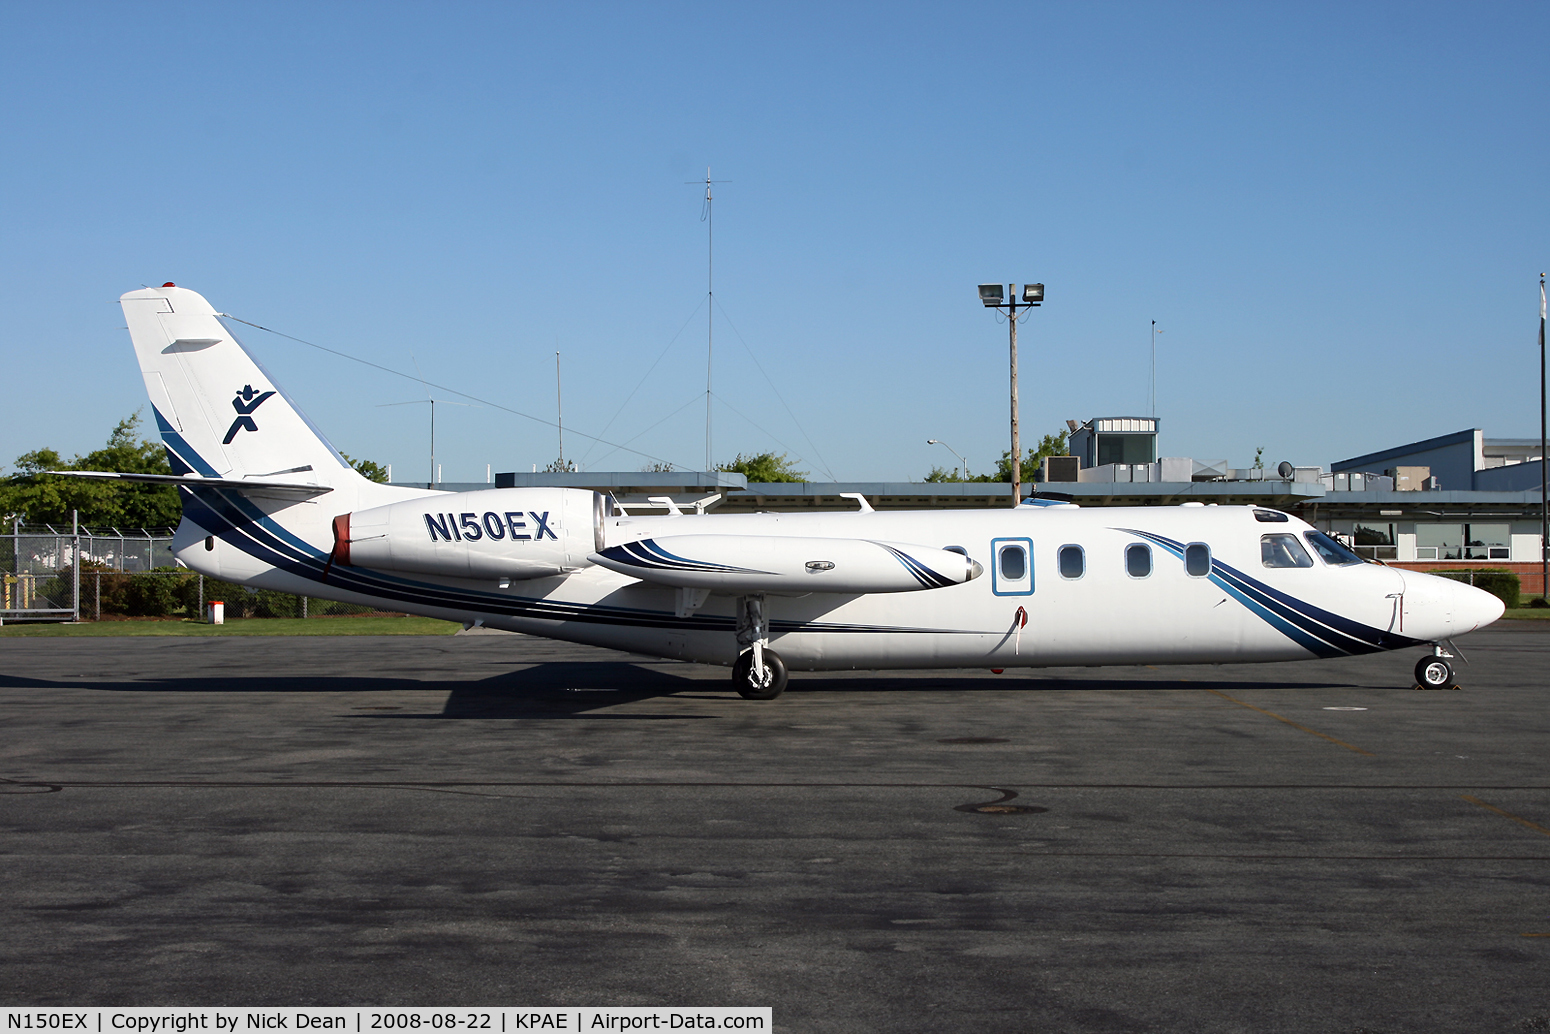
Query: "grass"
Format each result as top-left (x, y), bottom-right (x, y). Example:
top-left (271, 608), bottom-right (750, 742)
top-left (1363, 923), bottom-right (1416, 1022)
top-left (0, 616), bottom-right (461, 637)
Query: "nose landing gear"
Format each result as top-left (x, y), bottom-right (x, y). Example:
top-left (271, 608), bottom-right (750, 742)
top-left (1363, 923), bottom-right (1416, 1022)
top-left (1415, 655), bottom-right (1455, 689)
top-left (1414, 641), bottom-right (1462, 690)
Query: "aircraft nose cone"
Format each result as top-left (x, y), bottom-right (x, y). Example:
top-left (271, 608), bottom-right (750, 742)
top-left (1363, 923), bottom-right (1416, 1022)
top-left (1400, 570), bottom-right (1506, 638)
top-left (1449, 578), bottom-right (1505, 633)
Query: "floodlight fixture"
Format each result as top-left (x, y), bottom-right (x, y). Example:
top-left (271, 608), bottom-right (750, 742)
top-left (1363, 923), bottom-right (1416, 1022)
top-left (978, 284), bottom-right (1004, 307)
top-left (1022, 283), bottom-right (1044, 304)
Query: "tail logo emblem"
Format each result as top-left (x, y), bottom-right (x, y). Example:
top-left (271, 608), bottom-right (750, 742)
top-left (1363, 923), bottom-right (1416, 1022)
top-left (223, 384), bottom-right (277, 444)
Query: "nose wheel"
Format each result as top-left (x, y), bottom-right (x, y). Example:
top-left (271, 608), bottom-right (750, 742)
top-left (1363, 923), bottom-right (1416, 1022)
top-left (1415, 655), bottom-right (1455, 689)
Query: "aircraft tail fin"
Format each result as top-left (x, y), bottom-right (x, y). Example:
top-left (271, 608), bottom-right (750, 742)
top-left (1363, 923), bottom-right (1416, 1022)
top-left (120, 285), bottom-right (359, 486)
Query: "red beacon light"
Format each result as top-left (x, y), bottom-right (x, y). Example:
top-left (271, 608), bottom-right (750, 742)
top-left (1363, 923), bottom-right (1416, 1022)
top-left (161, 282), bottom-right (176, 288)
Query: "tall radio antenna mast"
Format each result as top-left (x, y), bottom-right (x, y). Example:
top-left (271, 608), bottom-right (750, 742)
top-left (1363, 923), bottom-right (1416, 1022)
top-left (691, 168), bottom-right (729, 471)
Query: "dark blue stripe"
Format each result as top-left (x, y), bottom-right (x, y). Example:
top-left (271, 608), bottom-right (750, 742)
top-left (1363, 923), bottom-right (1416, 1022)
top-left (1116, 527), bottom-right (1422, 656)
top-left (153, 406), bottom-right (220, 477)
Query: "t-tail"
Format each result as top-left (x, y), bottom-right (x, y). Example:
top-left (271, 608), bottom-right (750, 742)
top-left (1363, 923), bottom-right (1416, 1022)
top-left (121, 284), bottom-right (359, 487)
top-left (46, 285), bottom-right (431, 586)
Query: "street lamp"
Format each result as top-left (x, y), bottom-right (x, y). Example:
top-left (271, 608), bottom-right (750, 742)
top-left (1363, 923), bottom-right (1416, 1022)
top-left (977, 282), bottom-right (1044, 507)
top-left (926, 439), bottom-right (970, 478)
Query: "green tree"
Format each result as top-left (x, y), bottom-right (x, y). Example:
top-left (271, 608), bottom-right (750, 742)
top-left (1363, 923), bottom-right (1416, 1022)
top-left (919, 429), bottom-right (1069, 484)
top-left (923, 465), bottom-right (968, 483)
top-left (0, 412), bottom-right (179, 528)
top-left (342, 454), bottom-right (390, 484)
top-left (983, 430), bottom-right (1069, 484)
top-left (717, 452), bottom-right (807, 482)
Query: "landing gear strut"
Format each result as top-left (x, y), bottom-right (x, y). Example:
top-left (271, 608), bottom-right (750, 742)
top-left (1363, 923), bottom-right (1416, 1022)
top-left (733, 594), bottom-right (787, 700)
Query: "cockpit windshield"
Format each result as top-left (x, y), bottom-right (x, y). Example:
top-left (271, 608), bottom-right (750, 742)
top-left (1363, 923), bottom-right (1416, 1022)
top-left (1304, 531), bottom-right (1365, 567)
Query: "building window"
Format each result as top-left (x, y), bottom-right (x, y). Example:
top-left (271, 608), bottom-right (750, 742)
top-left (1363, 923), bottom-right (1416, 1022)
top-left (1261, 534), bottom-right (1314, 568)
top-left (1415, 523), bottom-right (1462, 560)
top-left (1185, 543), bottom-right (1211, 577)
top-left (1058, 545), bottom-right (1084, 580)
top-left (1412, 523), bottom-right (1509, 561)
top-left (1353, 522), bottom-right (1396, 561)
top-left (1125, 543), bottom-right (1152, 578)
top-left (1097, 433), bottom-right (1157, 466)
top-left (1466, 523), bottom-right (1511, 560)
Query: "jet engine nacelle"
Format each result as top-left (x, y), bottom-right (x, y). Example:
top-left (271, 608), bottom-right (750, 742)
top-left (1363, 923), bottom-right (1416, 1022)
top-left (333, 488), bottom-right (606, 581)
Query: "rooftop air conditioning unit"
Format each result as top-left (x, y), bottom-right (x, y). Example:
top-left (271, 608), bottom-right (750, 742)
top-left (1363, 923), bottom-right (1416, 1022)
top-left (1043, 456), bottom-right (1080, 483)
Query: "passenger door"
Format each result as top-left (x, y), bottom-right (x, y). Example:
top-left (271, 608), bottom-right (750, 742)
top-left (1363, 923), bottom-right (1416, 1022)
top-left (990, 537), bottom-right (1033, 596)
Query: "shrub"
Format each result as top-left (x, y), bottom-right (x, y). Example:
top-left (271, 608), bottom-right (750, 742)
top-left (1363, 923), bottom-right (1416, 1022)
top-left (1430, 568), bottom-right (1520, 610)
top-left (124, 567), bottom-right (192, 617)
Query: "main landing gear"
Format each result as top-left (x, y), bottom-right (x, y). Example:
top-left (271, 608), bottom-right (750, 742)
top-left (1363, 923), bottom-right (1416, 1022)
top-left (733, 594), bottom-right (788, 700)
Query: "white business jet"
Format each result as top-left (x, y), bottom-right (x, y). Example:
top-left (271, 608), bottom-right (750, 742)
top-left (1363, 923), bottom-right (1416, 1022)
top-left (62, 285), bottom-right (1504, 699)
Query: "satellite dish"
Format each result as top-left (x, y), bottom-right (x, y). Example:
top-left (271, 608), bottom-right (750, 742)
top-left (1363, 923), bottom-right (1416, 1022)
top-left (1276, 461), bottom-right (1295, 479)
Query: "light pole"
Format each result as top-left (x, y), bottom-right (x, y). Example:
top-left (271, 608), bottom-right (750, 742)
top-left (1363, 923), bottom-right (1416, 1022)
top-left (978, 282), bottom-right (1044, 507)
top-left (926, 439), bottom-right (970, 478)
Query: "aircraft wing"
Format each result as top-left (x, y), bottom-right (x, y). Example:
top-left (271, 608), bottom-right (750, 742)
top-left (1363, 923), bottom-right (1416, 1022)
top-left (590, 534), bottom-right (982, 594)
top-left (47, 470), bottom-right (334, 498)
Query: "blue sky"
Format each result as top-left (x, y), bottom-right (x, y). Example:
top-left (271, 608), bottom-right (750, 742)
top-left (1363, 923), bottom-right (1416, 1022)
top-left (3, 2), bottom-right (1548, 483)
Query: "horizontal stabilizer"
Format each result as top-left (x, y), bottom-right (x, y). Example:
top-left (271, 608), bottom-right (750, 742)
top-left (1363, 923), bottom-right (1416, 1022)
top-left (48, 470), bottom-right (333, 498)
top-left (590, 535), bottom-right (981, 594)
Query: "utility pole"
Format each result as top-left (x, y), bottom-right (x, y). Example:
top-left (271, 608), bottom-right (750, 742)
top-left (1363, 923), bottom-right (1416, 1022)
top-left (705, 172), bottom-right (713, 472)
top-left (1009, 285), bottom-right (1021, 507)
top-left (978, 283), bottom-right (1044, 507)
top-left (1540, 274), bottom-right (1546, 601)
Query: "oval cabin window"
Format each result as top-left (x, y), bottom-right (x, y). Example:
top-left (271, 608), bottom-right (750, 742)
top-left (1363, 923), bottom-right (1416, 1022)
top-left (1185, 543), bottom-right (1211, 577)
top-left (1126, 543), bottom-right (1151, 578)
top-left (999, 544), bottom-right (1026, 581)
top-left (1058, 545), bottom-right (1084, 580)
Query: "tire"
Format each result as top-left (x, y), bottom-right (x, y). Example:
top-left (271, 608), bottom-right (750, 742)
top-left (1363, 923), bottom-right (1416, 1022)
top-left (1415, 656), bottom-right (1454, 689)
top-left (733, 648), bottom-right (788, 700)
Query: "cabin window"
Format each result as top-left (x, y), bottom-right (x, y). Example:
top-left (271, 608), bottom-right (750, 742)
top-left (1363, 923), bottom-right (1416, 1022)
top-left (999, 545), bottom-right (1027, 581)
top-left (1253, 509), bottom-right (1290, 523)
top-left (1125, 543), bottom-right (1151, 578)
top-left (1304, 531), bottom-right (1364, 567)
top-left (1058, 544), bottom-right (1084, 579)
top-left (1261, 533), bottom-right (1314, 569)
top-left (1184, 542), bottom-right (1211, 577)
top-left (943, 545), bottom-right (968, 557)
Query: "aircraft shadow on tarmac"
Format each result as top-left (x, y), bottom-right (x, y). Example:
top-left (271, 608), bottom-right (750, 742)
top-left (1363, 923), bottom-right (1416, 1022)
top-left (0, 665), bottom-right (1356, 720)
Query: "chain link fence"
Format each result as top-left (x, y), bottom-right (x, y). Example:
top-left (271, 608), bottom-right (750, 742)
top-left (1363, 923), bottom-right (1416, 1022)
top-left (2, 519), bottom-right (405, 623)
